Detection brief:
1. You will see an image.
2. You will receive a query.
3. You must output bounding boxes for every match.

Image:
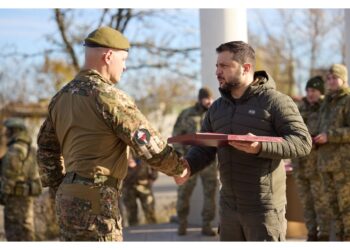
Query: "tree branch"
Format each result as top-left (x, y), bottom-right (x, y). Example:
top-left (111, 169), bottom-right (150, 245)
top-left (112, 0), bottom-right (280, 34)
top-left (54, 9), bottom-right (80, 72)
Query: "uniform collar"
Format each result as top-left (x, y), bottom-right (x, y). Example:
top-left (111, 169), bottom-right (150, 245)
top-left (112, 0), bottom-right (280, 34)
top-left (77, 69), bottom-right (114, 85)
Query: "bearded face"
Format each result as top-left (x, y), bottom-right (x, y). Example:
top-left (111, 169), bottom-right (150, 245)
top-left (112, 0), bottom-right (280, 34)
top-left (216, 51), bottom-right (244, 92)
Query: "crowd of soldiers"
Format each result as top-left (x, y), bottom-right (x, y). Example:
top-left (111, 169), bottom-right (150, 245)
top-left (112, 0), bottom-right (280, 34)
top-left (292, 63), bottom-right (350, 241)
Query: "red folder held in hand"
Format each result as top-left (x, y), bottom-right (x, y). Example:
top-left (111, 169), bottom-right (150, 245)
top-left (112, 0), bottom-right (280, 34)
top-left (168, 132), bottom-right (283, 147)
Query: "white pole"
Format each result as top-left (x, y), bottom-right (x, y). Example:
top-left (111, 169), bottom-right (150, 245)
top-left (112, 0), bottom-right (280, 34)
top-left (200, 9), bottom-right (248, 98)
top-left (345, 9), bottom-right (350, 79)
top-left (186, 9), bottom-right (248, 227)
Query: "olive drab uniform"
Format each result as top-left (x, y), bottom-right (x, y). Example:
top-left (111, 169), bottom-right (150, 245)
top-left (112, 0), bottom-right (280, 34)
top-left (37, 69), bottom-right (185, 241)
top-left (122, 158), bottom-right (158, 226)
top-left (1, 129), bottom-right (42, 241)
top-left (317, 87), bottom-right (350, 240)
top-left (292, 97), bottom-right (331, 240)
top-left (173, 102), bottom-right (218, 235)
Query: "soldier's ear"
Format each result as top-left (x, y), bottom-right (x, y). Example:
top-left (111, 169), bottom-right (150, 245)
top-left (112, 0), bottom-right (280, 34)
top-left (103, 50), bottom-right (114, 65)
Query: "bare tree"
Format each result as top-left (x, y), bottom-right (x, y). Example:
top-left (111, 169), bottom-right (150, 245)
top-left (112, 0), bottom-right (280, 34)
top-left (249, 9), bottom-right (345, 96)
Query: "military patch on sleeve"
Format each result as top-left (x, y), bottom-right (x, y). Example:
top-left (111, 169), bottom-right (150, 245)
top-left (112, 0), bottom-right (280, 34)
top-left (133, 129), bottom-right (152, 159)
top-left (134, 129), bottom-right (151, 146)
top-left (133, 128), bottom-right (162, 159)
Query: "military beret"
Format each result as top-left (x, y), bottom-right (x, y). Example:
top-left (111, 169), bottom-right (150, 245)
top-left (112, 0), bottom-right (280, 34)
top-left (329, 63), bottom-right (348, 83)
top-left (305, 76), bottom-right (325, 94)
top-left (84, 26), bottom-right (130, 51)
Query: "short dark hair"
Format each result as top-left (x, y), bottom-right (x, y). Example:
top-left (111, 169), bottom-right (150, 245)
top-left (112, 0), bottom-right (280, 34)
top-left (216, 41), bottom-right (256, 70)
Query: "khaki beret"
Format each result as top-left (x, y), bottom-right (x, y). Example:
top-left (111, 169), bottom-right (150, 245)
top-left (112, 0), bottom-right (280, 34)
top-left (329, 63), bottom-right (348, 83)
top-left (84, 26), bottom-right (130, 50)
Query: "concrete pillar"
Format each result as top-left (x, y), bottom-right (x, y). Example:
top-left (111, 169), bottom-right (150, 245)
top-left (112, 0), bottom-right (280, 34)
top-left (345, 9), bottom-right (350, 77)
top-left (186, 9), bottom-right (248, 227)
top-left (200, 9), bottom-right (248, 98)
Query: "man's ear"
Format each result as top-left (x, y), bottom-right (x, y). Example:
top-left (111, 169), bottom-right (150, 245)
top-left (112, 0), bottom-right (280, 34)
top-left (242, 63), bottom-right (252, 74)
top-left (103, 50), bottom-right (113, 65)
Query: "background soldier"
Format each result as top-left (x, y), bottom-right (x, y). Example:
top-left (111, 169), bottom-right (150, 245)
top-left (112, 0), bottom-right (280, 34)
top-left (37, 26), bottom-right (186, 241)
top-left (292, 76), bottom-right (331, 241)
top-left (122, 154), bottom-right (158, 226)
top-left (1, 118), bottom-right (42, 241)
top-left (172, 87), bottom-right (218, 236)
top-left (314, 64), bottom-right (350, 241)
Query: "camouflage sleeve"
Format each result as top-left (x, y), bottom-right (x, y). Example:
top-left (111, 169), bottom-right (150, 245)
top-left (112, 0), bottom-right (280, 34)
top-left (327, 97), bottom-right (350, 143)
top-left (37, 116), bottom-right (65, 188)
top-left (96, 88), bottom-right (185, 176)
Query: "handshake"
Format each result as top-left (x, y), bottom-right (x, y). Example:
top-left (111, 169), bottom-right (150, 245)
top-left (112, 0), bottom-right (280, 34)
top-left (174, 158), bottom-right (191, 185)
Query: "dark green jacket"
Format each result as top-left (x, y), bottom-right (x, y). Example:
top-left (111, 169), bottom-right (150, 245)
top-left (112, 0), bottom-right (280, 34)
top-left (186, 71), bottom-right (312, 212)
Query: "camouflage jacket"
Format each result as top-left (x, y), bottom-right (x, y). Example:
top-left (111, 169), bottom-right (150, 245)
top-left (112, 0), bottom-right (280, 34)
top-left (1, 131), bottom-right (42, 196)
top-left (292, 97), bottom-right (323, 176)
top-left (37, 69), bottom-right (185, 189)
top-left (317, 87), bottom-right (350, 172)
top-left (172, 103), bottom-right (207, 155)
top-left (172, 102), bottom-right (218, 172)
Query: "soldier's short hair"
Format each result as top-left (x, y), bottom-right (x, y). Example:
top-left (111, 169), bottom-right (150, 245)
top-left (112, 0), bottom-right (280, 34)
top-left (216, 41), bottom-right (256, 71)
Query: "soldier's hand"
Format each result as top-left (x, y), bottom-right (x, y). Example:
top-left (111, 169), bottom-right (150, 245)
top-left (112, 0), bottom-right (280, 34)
top-left (174, 158), bottom-right (191, 185)
top-left (229, 133), bottom-right (262, 154)
top-left (313, 133), bottom-right (328, 145)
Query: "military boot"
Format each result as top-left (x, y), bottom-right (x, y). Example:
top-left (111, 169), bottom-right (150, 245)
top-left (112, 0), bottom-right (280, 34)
top-left (201, 222), bottom-right (216, 236)
top-left (306, 233), bottom-right (318, 241)
top-left (317, 234), bottom-right (329, 241)
top-left (178, 221), bottom-right (187, 236)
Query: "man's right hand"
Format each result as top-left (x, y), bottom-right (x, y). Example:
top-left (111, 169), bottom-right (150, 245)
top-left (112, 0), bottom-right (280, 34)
top-left (174, 158), bottom-right (191, 185)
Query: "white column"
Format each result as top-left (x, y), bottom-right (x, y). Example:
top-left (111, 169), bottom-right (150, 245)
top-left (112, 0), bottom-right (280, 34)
top-left (186, 9), bottom-right (248, 228)
top-left (200, 9), bottom-right (248, 98)
top-left (345, 9), bottom-right (350, 78)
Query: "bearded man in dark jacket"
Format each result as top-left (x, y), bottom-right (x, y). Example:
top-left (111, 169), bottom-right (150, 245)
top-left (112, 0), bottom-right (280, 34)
top-left (175, 41), bottom-right (312, 241)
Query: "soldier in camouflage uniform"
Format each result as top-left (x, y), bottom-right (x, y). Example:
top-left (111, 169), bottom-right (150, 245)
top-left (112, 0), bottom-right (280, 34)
top-left (172, 87), bottom-right (218, 236)
top-left (36, 26), bottom-right (186, 241)
top-left (1, 118), bottom-right (42, 241)
top-left (122, 154), bottom-right (158, 226)
top-left (292, 76), bottom-right (331, 241)
top-left (314, 64), bottom-right (350, 241)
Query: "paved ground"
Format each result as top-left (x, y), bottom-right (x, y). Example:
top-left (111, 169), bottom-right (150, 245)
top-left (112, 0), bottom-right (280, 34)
top-left (124, 222), bottom-right (219, 241)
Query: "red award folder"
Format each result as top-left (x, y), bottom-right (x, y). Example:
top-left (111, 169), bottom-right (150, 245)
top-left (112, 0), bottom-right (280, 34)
top-left (168, 132), bottom-right (283, 147)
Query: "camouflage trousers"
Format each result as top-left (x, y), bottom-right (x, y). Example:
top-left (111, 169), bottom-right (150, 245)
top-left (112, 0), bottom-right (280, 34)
top-left (56, 183), bottom-right (123, 241)
top-left (176, 164), bottom-right (218, 225)
top-left (293, 168), bottom-right (331, 237)
top-left (321, 169), bottom-right (350, 240)
top-left (122, 183), bottom-right (156, 226)
top-left (4, 195), bottom-right (35, 241)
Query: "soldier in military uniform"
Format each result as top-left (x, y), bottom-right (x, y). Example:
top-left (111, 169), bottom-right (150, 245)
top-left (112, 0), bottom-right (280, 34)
top-left (1, 118), bottom-right (42, 241)
top-left (292, 76), bottom-right (331, 241)
top-left (37, 26), bottom-right (187, 241)
top-left (122, 154), bottom-right (158, 226)
top-left (314, 64), bottom-right (350, 241)
top-left (172, 87), bottom-right (218, 236)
